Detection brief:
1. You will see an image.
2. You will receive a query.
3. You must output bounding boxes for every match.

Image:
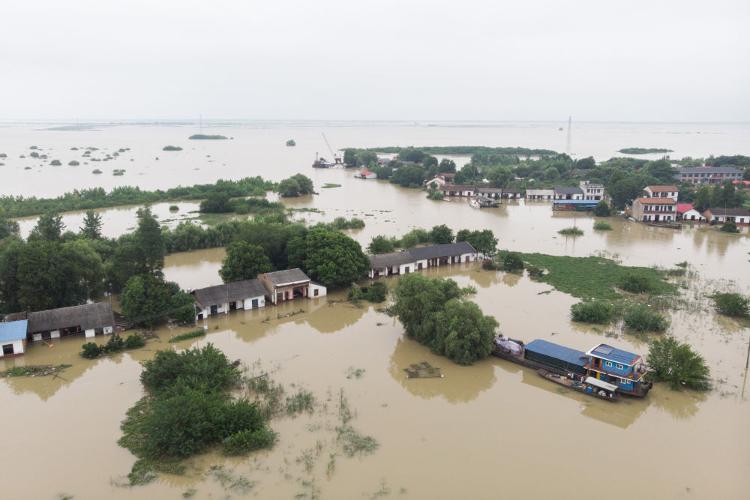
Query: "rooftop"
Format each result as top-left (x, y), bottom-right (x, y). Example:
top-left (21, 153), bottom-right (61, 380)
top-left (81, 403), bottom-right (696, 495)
top-left (554, 186), bottom-right (584, 195)
top-left (676, 203), bottom-right (694, 214)
top-left (706, 207), bottom-right (750, 217)
top-left (646, 185), bottom-right (678, 192)
top-left (441, 184), bottom-right (476, 191)
top-left (369, 251), bottom-right (415, 269)
top-left (0, 320), bottom-right (28, 343)
top-left (408, 241), bottom-right (476, 261)
top-left (192, 279), bottom-right (267, 307)
top-left (525, 339), bottom-right (587, 368)
top-left (28, 302), bottom-right (114, 333)
top-left (586, 343), bottom-right (640, 366)
top-left (262, 268), bottom-right (310, 286)
top-left (677, 166), bottom-right (742, 175)
top-left (636, 197), bottom-right (676, 205)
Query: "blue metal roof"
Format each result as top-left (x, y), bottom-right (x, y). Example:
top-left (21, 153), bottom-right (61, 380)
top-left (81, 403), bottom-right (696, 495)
top-left (588, 343), bottom-right (640, 365)
top-left (525, 339), bottom-right (587, 367)
top-left (0, 320), bottom-right (28, 343)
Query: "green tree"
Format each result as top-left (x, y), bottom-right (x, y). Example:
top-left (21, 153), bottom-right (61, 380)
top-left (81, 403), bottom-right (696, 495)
top-left (438, 158), bottom-right (456, 173)
top-left (390, 164), bottom-right (426, 187)
top-left (645, 160), bottom-right (676, 183)
top-left (199, 191), bottom-right (233, 213)
top-left (121, 274), bottom-right (189, 327)
top-left (456, 229), bottom-right (497, 256)
top-left (454, 164), bottom-right (480, 184)
top-left (486, 166), bottom-right (513, 188)
top-left (390, 274), bottom-right (463, 345)
top-left (593, 200), bottom-right (612, 217)
top-left (80, 210), bottom-right (103, 239)
top-left (219, 241), bottom-right (273, 282)
top-left (290, 228), bottom-right (369, 288)
top-left (30, 211), bottom-right (65, 241)
top-left (277, 174), bottom-right (314, 197)
top-left (429, 224), bottom-right (454, 244)
top-left (647, 337), bottom-right (710, 391)
top-left (0, 238), bottom-right (24, 312)
top-left (0, 209), bottom-right (20, 240)
top-left (693, 186), bottom-right (711, 212)
top-left (135, 207), bottom-right (165, 275)
top-left (367, 235), bottom-right (396, 254)
top-left (433, 299), bottom-right (498, 365)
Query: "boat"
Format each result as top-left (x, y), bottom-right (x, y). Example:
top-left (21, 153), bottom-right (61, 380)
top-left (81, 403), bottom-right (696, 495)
top-left (492, 335), bottom-right (652, 399)
top-left (537, 369), bottom-right (618, 401)
top-left (312, 154), bottom-right (336, 168)
top-left (470, 195), bottom-right (500, 209)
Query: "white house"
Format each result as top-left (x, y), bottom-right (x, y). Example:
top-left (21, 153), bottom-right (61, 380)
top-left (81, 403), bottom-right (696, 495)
top-left (193, 278), bottom-right (267, 321)
top-left (367, 242), bottom-right (477, 278)
top-left (424, 173), bottom-right (456, 189)
top-left (554, 186), bottom-right (584, 200)
top-left (526, 189), bottom-right (554, 200)
top-left (259, 268), bottom-right (327, 305)
top-left (0, 320), bottom-right (28, 357)
top-left (440, 184), bottom-right (476, 197)
top-left (703, 207), bottom-right (750, 225)
top-left (677, 203), bottom-right (705, 222)
top-left (27, 302), bottom-right (115, 341)
top-left (579, 181), bottom-right (605, 200)
top-left (643, 185), bottom-right (679, 201)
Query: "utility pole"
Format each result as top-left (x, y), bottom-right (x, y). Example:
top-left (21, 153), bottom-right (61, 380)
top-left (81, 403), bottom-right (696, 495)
top-left (566, 116), bottom-right (572, 156)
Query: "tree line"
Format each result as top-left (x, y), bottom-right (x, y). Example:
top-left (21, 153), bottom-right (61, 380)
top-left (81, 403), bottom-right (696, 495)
top-left (366, 225), bottom-right (497, 256)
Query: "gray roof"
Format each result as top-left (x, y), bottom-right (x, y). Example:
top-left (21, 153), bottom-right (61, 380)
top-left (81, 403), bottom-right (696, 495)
top-left (408, 241), bottom-right (476, 261)
top-left (554, 186), bottom-right (584, 195)
top-left (678, 166), bottom-right (742, 174)
top-left (193, 279), bottom-right (266, 307)
top-left (369, 251), bottom-right (414, 269)
top-left (263, 268), bottom-right (310, 286)
top-left (477, 187), bottom-right (503, 193)
top-left (707, 207), bottom-right (750, 217)
top-left (28, 302), bottom-right (114, 333)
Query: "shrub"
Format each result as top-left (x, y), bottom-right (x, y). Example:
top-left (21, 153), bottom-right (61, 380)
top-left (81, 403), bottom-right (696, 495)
top-left (720, 221), bottom-right (740, 233)
top-left (169, 205), bottom-right (179, 212)
top-left (558, 227), bottom-right (584, 236)
top-left (104, 334), bottom-right (125, 353)
top-left (223, 427), bottom-right (277, 455)
top-left (618, 273), bottom-right (654, 294)
top-left (502, 252), bottom-right (524, 272)
top-left (647, 337), bottom-right (710, 391)
top-left (593, 221), bottom-right (612, 231)
top-left (124, 333), bottom-right (146, 349)
top-left (482, 259), bottom-right (498, 270)
top-left (140, 345), bottom-right (241, 396)
top-left (427, 189), bottom-right (444, 200)
top-left (712, 293), bottom-right (749, 317)
top-left (624, 305), bottom-right (668, 332)
top-left (593, 200), bottom-right (612, 217)
top-left (169, 329), bottom-right (206, 343)
top-left (81, 342), bottom-right (103, 359)
top-left (570, 301), bottom-right (615, 324)
top-left (526, 265), bottom-right (544, 279)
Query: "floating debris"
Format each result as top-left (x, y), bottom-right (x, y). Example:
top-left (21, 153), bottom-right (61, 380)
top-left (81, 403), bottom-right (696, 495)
top-left (403, 362), bottom-right (443, 379)
top-left (0, 364), bottom-right (71, 378)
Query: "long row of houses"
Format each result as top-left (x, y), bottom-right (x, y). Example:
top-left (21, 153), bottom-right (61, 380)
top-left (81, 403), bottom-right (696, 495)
top-left (368, 241), bottom-right (477, 278)
top-left (0, 268), bottom-right (327, 358)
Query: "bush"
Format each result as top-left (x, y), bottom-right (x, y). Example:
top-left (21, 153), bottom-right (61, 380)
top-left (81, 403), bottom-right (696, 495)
top-left (81, 342), bottom-right (103, 359)
top-left (720, 221), bottom-right (740, 233)
top-left (712, 293), bottom-right (749, 317)
top-left (348, 281), bottom-right (388, 303)
top-left (427, 189), bottom-right (444, 200)
top-left (502, 252), bottom-right (524, 272)
top-left (558, 227), bottom-right (584, 236)
top-left (526, 265), bottom-right (544, 279)
top-left (618, 273), bottom-right (654, 294)
top-left (223, 427), bottom-right (277, 455)
top-left (104, 334), bottom-right (125, 353)
top-left (140, 345), bottom-right (241, 396)
top-left (624, 305), bottom-right (668, 332)
top-left (570, 301), bottom-right (615, 324)
top-left (593, 221), bottom-right (612, 231)
top-left (124, 333), bottom-right (146, 349)
top-left (593, 200), bottom-right (612, 217)
top-left (647, 337), bottom-right (710, 391)
top-left (482, 259), bottom-right (498, 270)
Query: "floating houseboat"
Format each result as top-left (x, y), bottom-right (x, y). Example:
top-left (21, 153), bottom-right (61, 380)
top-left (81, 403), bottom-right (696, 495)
top-left (493, 336), bottom-right (652, 399)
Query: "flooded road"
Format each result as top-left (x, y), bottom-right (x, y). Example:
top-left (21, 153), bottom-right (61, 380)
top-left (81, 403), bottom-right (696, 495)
top-left (1, 122), bottom-right (750, 499)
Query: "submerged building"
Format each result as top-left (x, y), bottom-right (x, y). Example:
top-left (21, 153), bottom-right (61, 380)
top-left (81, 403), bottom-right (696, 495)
top-left (368, 242), bottom-right (477, 278)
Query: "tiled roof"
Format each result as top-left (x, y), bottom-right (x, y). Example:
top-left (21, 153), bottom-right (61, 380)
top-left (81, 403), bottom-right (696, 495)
top-left (636, 197), bottom-right (676, 205)
top-left (554, 186), bottom-right (584, 195)
top-left (369, 251), bottom-right (415, 269)
top-left (707, 207), bottom-right (750, 217)
top-left (28, 302), bottom-right (114, 333)
top-left (262, 268), bottom-right (310, 286)
top-left (408, 241), bottom-right (476, 261)
top-left (676, 203), bottom-right (694, 214)
top-left (193, 279), bottom-right (267, 307)
top-left (646, 185), bottom-right (678, 192)
top-left (678, 166), bottom-right (741, 174)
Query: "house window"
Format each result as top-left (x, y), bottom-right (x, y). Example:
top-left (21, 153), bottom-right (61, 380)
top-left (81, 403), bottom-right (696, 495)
top-left (314, 289), bottom-right (319, 297)
top-left (605, 361), bottom-right (613, 368)
top-left (617, 364), bottom-right (623, 370)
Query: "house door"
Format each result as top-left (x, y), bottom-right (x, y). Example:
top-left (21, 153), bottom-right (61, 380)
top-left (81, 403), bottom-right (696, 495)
top-left (229, 301), bottom-right (237, 311)
top-left (251, 299), bottom-right (259, 309)
top-left (210, 305), bottom-right (218, 315)
top-left (2, 344), bottom-right (13, 355)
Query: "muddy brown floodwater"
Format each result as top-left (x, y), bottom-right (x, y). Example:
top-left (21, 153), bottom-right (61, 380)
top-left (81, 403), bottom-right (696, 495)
top-left (1, 124), bottom-right (750, 499)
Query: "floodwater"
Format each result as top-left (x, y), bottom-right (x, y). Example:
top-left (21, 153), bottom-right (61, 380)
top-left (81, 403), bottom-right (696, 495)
top-left (2, 122), bottom-right (750, 499)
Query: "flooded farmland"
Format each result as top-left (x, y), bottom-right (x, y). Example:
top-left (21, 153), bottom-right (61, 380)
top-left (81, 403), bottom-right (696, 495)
top-left (1, 122), bottom-right (750, 499)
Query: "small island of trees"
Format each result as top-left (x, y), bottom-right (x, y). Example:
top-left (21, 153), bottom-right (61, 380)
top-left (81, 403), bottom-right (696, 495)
top-left (189, 134), bottom-right (228, 140)
top-left (162, 145), bottom-right (183, 151)
top-left (618, 147), bottom-right (673, 154)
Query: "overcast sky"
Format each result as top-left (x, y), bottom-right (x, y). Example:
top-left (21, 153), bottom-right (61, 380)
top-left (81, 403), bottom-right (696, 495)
top-left (1, 0), bottom-right (748, 122)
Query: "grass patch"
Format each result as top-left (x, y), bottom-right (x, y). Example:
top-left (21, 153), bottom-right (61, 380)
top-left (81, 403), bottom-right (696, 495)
top-left (711, 292), bottom-right (749, 318)
top-left (558, 227), bottom-right (584, 236)
top-left (504, 252), bottom-right (676, 300)
top-left (168, 328), bottom-right (206, 343)
top-left (593, 221), bottom-right (612, 231)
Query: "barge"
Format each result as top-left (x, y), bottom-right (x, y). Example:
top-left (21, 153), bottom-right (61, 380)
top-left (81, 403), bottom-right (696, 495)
top-left (493, 336), bottom-right (652, 399)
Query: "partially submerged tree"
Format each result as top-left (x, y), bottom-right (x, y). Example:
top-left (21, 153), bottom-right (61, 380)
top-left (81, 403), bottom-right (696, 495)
top-left (647, 337), bottom-right (711, 391)
top-left (80, 210), bottom-right (103, 239)
top-left (219, 241), bottom-right (273, 282)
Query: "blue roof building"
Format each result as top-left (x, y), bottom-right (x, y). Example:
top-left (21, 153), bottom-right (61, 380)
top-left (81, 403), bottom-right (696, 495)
top-left (524, 339), bottom-right (588, 376)
top-left (0, 320), bottom-right (29, 357)
top-left (585, 343), bottom-right (650, 396)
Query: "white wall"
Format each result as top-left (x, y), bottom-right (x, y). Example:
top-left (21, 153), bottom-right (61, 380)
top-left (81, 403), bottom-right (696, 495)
top-left (308, 283), bottom-right (327, 298)
top-left (242, 295), bottom-right (266, 309)
top-left (0, 340), bottom-right (25, 357)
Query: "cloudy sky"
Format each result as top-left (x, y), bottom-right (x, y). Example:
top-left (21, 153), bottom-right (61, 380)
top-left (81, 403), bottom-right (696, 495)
top-left (2, 0), bottom-right (748, 121)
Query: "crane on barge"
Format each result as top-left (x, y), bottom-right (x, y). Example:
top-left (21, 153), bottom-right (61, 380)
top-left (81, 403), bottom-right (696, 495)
top-left (312, 132), bottom-right (343, 168)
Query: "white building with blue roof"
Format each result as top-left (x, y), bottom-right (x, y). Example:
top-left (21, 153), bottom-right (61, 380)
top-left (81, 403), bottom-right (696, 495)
top-left (0, 320), bottom-right (29, 357)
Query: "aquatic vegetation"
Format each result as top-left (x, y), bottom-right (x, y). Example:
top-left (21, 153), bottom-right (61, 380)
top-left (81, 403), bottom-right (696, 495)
top-left (322, 183), bottom-right (341, 188)
top-left (168, 328), bottom-right (206, 343)
top-left (50, 159), bottom-right (62, 166)
top-left (346, 367), bottom-right (366, 379)
top-left (618, 273), bottom-right (658, 294)
top-left (68, 160), bottom-right (79, 166)
top-left (80, 333), bottom-right (146, 359)
top-left (623, 305), bottom-right (669, 332)
top-left (558, 227), bottom-right (584, 236)
top-left (162, 145), bottom-right (183, 151)
top-left (286, 139), bottom-right (296, 146)
top-left (570, 300), bottom-right (616, 324)
top-left (0, 364), bottom-right (71, 378)
top-left (647, 337), bottom-right (711, 391)
top-left (92, 169), bottom-right (102, 174)
top-left (189, 134), bottom-right (227, 140)
top-left (719, 221), bottom-right (740, 233)
top-left (502, 252), bottom-right (524, 272)
top-left (507, 252), bottom-right (676, 300)
top-left (336, 390), bottom-right (378, 457)
top-left (113, 169), bottom-right (126, 176)
top-left (285, 389), bottom-right (315, 415)
top-left (711, 292), bottom-right (749, 318)
top-left (593, 221), bottom-right (612, 231)
top-left (593, 201), bottom-right (612, 217)
top-left (208, 465), bottom-right (255, 493)
top-left (618, 147), bottom-right (673, 154)
top-left (326, 217), bottom-right (366, 230)
top-left (349, 281), bottom-right (387, 303)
